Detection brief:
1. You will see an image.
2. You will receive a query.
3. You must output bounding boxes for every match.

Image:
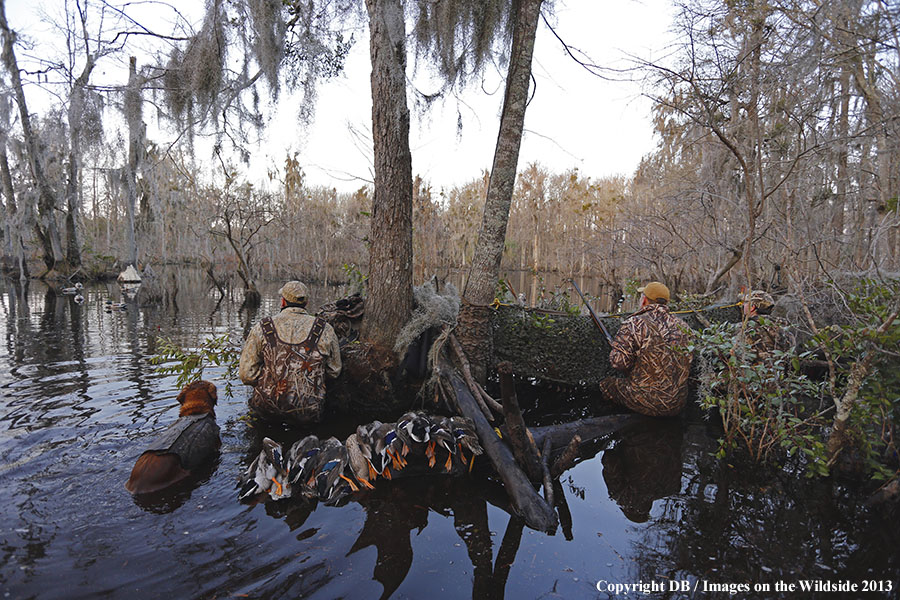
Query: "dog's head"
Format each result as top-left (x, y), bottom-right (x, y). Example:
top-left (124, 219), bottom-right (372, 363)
top-left (176, 380), bottom-right (218, 416)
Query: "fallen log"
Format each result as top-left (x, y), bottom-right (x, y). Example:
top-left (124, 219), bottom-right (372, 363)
top-left (540, 436), bottom-right (553, 507)
top-left (447, 368), bottom-right (558, 532)
top-left (550, 435), bottom-right (581, 480)
top-left (526, 414), bottom-right (642, 452)
top-left (498, 361), bottom-right (545, 482)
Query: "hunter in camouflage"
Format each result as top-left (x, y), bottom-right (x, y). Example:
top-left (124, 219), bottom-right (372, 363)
top-left (240, 281), bottom-right (342, 425)
top-left (743, 289), bottom-right (794, 359)
top-left (599, 282), bottom-right (693, 417)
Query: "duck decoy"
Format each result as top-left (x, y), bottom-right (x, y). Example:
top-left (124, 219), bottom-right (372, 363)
top-left (61, 282), bottom-right (83, 295)
top-left (104, 300), bottom-right (127, 311)
top-left (73, 294), bottom-right (84, 304)
top-left (239, 437), bottom-right (291, 501)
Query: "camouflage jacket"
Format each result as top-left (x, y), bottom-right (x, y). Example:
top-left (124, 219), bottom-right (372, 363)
top-left (607, 303), bottom-right (693, 405)
top-left (239, 308), bottom-right (342, 386)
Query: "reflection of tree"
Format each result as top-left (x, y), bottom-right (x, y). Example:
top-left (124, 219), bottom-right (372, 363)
top-left (602, 419), bottom-right (684, 523)
top-left (625, 425), bottom-right (900, 590)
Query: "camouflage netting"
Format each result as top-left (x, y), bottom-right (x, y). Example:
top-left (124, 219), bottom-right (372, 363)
top-left (491, 304), bottom-right (743, 389)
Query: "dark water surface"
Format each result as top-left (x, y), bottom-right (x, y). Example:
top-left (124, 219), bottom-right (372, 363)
top-left (1, 278), bottom-right (897, 599)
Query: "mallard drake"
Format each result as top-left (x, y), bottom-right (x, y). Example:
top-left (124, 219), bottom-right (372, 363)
top-left (427, 416), bottom-right (457, 471)
top-left (371, 422), bottom-right (402, 478)
top-left (344, 434), bottom-right (376, 490)
top-left (286, 435), bottom-right (322, 495)
top-left (312, 437), bottom-right (352, 503)
top-left (239, 437), bottom-right (291, 501)
top-left (397, 411), bottom-right (431, 446)
top-left (450, 416), bottom-right (483, 472)
top-left (381, 426), bottom-right (408, 471)
top-left (61, 282), bottom-right (83, 295)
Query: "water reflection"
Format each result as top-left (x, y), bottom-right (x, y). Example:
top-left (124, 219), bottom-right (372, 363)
top-left (1, 274), bottom-right (897, 599)
top-left (602, 419), bottom-right (683, 523)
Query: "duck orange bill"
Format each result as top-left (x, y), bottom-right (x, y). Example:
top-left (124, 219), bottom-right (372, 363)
top-left (338, 473), bottom-right (360, 492)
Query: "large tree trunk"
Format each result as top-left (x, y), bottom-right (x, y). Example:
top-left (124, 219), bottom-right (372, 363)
top-left (458, 0), bottom-right (543, 382)
top-left (360, 0), bottom-right (413, 349)
top-left (0, 3), bottom-right (65, 276)
top-left (0, 98), bottom-right (26, 279)
top-left (64, 58), bottom-right (95, 271)
top-left (124, 57), bottom-right (141, 268)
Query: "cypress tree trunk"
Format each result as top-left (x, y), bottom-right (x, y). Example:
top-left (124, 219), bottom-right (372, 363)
top-left (65, 59), bottom-right (94, 271)
top-left (0, 3), bottom-right (65, 276)
top-left (124, 56), bottom-right (142, 269)
top-left (360, 0), bottom-right (414, 349)
top-left (459, 0), bottom-right (543, 382)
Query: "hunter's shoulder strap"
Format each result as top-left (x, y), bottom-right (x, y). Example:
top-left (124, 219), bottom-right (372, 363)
top-left (304, 317), bottom-right (327, 348)
top-left (260, 316), bottom-right (279, 348)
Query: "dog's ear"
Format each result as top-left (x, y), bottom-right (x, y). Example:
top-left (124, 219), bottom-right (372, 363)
top-left (176, 387), bottom-right (188, 405)
top-left (206, 381), bottom-right (218, 405)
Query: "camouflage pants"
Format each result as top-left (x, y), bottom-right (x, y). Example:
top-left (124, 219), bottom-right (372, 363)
top-left (599, 376), bottom-right (686, 418)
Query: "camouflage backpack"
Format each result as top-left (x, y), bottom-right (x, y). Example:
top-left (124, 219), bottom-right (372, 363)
top-left (250, 316), bottom-right (328, 425)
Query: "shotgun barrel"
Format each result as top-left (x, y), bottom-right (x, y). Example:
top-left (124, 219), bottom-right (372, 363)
top-left (570, 279), bottom-right (614, 344)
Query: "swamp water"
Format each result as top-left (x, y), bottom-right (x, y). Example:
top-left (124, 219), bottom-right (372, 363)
top-left (0, 278), bottom-right (897, 599)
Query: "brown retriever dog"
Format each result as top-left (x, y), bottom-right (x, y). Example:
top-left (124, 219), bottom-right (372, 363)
top-left (125, 380), bottom-right (221, 495)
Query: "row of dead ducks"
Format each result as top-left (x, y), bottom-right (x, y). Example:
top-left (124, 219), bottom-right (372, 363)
top-left (239, 412), bottom-right (483, 505)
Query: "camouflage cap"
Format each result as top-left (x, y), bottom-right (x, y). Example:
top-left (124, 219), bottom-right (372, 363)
top-left (746, 289), bottom-right (775, 310)
top-left (637, 281), bottom-right (670, 303)
top-left (279, 281), bottom-right (308, 304)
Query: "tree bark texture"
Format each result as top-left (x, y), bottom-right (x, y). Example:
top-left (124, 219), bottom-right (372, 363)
top-left (463, 0), bottom-right (543, 304)
top-left (65, 56), bottom-right (95, 270)
top-left (124, 56), bottom-right (141, 268)
top-left (459, 0), bottom-right (543, 381)
top-left (0, 2), bottom-right (65, 274)
top-left (361, 0), bottom-right (414, 349)
top-left (0, 112), bottom-right (26, 279)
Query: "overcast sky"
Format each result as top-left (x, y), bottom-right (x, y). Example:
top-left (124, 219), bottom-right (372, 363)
top-left (8, 0), bottom-right (676, 194)
top-left (273, 0), bottom-right (677, 192)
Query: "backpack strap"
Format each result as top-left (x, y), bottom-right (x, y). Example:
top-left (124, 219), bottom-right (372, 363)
top-left (304, 317), bottom-right (327, 348)
top-left (260, 317), bottom-right (279, 348)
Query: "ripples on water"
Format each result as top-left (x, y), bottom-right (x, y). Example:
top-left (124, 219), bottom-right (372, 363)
top-left (1, 278), bottom-right (897, 599)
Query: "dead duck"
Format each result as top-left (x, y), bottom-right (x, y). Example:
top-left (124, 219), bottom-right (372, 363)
top-left (450, 416), bottom-right (483, 471)
top-left (239, 437), bottom-right (291, 501)
top-left (397, 411), bottom-right (431, 447)
top-left (427, 416), bottom-right (457, 471)
top-left (344, 433), bottom-right (376, 490)
top-left (371, 422), bottom-right (402, 478)
top-left (61, 282), bottom-right (83, 295)
top-left (286, 435), bottom-right (322, 495)
top-left (312, 437), bottom-right (353, 503)
top-left (355, 421), bottom-right (385, 481)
